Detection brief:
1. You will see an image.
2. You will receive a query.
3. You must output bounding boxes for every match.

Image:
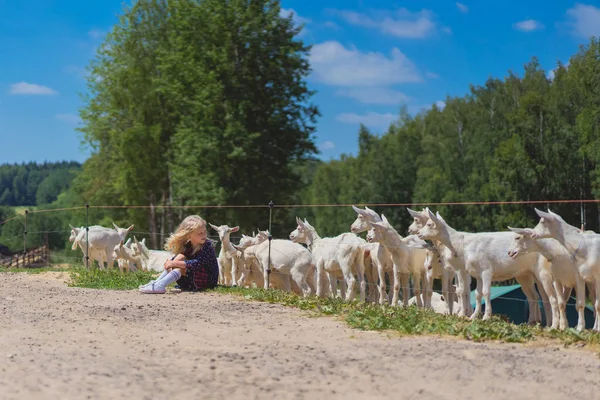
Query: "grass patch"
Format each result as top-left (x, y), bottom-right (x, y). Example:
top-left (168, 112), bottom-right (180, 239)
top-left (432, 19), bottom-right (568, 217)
top-left (68, 267), bottom-right (157, 290)
top-left (213, 286), bottom-right (600, 349)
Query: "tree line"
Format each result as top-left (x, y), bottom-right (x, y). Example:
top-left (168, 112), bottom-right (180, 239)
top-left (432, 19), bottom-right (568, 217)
top-left (0, 161), bottom-right (81, 207)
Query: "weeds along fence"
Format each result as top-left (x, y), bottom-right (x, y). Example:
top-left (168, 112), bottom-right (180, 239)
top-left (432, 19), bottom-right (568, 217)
top-left (0, 198), bottom-right (597, 271)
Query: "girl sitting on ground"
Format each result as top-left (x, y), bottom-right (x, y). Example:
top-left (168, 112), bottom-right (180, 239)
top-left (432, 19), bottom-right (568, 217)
top-left (139, 215), bottom-right (219, 294)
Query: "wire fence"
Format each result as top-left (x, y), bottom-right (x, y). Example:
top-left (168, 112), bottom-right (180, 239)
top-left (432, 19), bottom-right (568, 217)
top-left (1, 199), bottom-right (596, 330)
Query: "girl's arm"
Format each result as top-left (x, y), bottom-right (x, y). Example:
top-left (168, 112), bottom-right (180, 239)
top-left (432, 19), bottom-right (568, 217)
top-left (182, 242), bottom-right (218, 273)
top-left (164, 253), bottom-right (186, 270)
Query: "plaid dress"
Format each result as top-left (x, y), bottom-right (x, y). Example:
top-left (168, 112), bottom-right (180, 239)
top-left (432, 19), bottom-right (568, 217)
top-left (176, 240), bottom-right (219, 291)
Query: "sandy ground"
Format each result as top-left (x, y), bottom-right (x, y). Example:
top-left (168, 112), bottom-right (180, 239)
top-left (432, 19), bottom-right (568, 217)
top-left (1, 272), bottom-right (600, 400)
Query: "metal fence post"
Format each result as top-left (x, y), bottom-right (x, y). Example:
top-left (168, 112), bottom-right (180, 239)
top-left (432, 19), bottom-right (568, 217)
top-left (85, 204), bottom-right (89, 269)
top-left (266, 200), bottom-right (274, 289)
top-left (24, 210), bottom-right (28, 255)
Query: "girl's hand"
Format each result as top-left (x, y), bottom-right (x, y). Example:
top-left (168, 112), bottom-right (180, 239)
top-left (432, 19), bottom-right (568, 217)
top-left (163, 260), bottom-right (172, 270)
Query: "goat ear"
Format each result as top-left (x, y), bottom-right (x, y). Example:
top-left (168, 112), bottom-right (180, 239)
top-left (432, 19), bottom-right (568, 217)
top-left (126, 224), bottom-right (134, 232)
top-left (406, 208), bottom-right (422, 218)
top-left (427, 208), bottom-right (437, 222)
top-left (209, 223), bottom-right (219, 231)
top-left (231, 226), bottom-right (239, 233)
top-left (112, 222), bottom-right (119, 230)
top-left (141, 238), bottom-right (146, 245)
top-left (295, 216), bottom-right (303, 225)
top-left (508, 226), bottom-right (529, 235)
top-left (534, 208), bottom-right (554, 220)
top-left (371, 221), bottom-right (385, 230)
top-left (119, 239), bottom-right (124, 248)
top-left (69, 224), bottom-right (76, 230)
top-left (125, 238), bottom-right (132, 247)
top-left (133, 236), bottom-right (139, 244)
top-left (380, 214), bottom-right (389, 224)
top-left (352, 205), bottom-right (365, 215)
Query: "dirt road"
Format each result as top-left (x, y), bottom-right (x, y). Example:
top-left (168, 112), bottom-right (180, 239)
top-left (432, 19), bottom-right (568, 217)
top-left (1, 272), bottom-right (599, 400)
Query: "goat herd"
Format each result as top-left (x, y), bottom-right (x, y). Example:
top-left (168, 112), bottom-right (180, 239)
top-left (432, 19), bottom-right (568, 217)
top-left (67, 206), bottom-right (600, 332)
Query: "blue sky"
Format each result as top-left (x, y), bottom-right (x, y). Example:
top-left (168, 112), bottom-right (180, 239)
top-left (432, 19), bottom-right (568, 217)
top-left (1, 1), bottom-right (599, 164)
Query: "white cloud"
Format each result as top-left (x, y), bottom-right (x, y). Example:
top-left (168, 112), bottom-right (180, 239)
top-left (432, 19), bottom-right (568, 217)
top-left (319, 141), bottom-right (336, 151)
top-left (280, 8), bottom-right (311, 25)
top-left (435, 100), bottom-right (446, 110)
top-left (456, 2), bottom-right (469, 13)
top-left (336, 112), bottom-right (396, 128)
top-left (513, 19), bottom-right (544, 32)
top-left (9, 82), bottom-right (57, 95)
top-left (88, 29), bottom-right (105, 39)
top-left (336, 87), bottom-right (410, 105)
top-left (56, 114), bottom-right (82, 125)
top-left (309, 41), bottom-right (421, 86)
top-left (425, 71), bottom-right (440, 79)
top-left (565, 4), bottom-right (600, 38)
top-left (331, 8), bottom-right (437, 38)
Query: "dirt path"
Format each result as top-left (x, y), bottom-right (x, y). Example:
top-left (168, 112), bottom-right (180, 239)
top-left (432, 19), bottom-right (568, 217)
top-left (1, 272), bottom-right (599, 400)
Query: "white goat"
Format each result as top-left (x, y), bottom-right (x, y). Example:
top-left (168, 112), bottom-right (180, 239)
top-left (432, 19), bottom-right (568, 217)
top-left (417, 209), bottom-right (560, 327)
top-left (507, 227), bottom-right (586, 330)
top-left (290, 217), bottom-right (366, 301)
top-left (365, 214), bottom-right (433, 307)
top-left (115, 238), bottom-right (135, 272)
top-left (531, 208), bottom-right (600, 331)
top-left (409, 209), bottom-right (551, 323)
top-left (409, 291), bottom-right (459, 315)
top-left (209, 223), bottom-right (241, 287)
top-left (69, 225), bottom-right (106, 268)
top-left (234, 232), bottom-right (315, 297)
top-left (112, 239), bottom-right (147, 273)
top-left (350, 205), bottom-right (395, 304)
top-left (407, 207), bottom-right (462, 315)
top-left (69, 223), bottom-right (134, 270)
top-left (145, 250), bottom-right (174, 272)
top-left (131, 237), bottom-right (150, 261)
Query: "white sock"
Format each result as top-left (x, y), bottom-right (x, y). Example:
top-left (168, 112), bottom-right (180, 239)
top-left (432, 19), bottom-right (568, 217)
top-left (154, 269), bottom-right (182, 287)
top-left (154, 270), bottom-right (170, 281)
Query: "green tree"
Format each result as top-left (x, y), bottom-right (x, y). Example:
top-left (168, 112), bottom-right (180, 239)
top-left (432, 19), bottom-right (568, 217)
top-left (77, 0), bottom-right (319, 244)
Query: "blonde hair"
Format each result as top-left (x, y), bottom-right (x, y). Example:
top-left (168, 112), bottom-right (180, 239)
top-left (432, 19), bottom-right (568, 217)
top-left (164, 215), bottom-right (207, 255)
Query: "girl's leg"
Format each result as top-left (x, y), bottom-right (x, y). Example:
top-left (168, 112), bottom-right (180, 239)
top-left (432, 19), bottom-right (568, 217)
top-left (154, 269), bottom-right (182, 286)
top-left (140, 269), bottom-right (182, 293)
top-left (139, 269), bottom-right (170, 289)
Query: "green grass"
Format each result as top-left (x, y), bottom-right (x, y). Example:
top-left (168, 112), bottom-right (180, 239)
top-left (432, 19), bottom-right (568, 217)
top-left (68, 267), bottom-right (157, 290)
